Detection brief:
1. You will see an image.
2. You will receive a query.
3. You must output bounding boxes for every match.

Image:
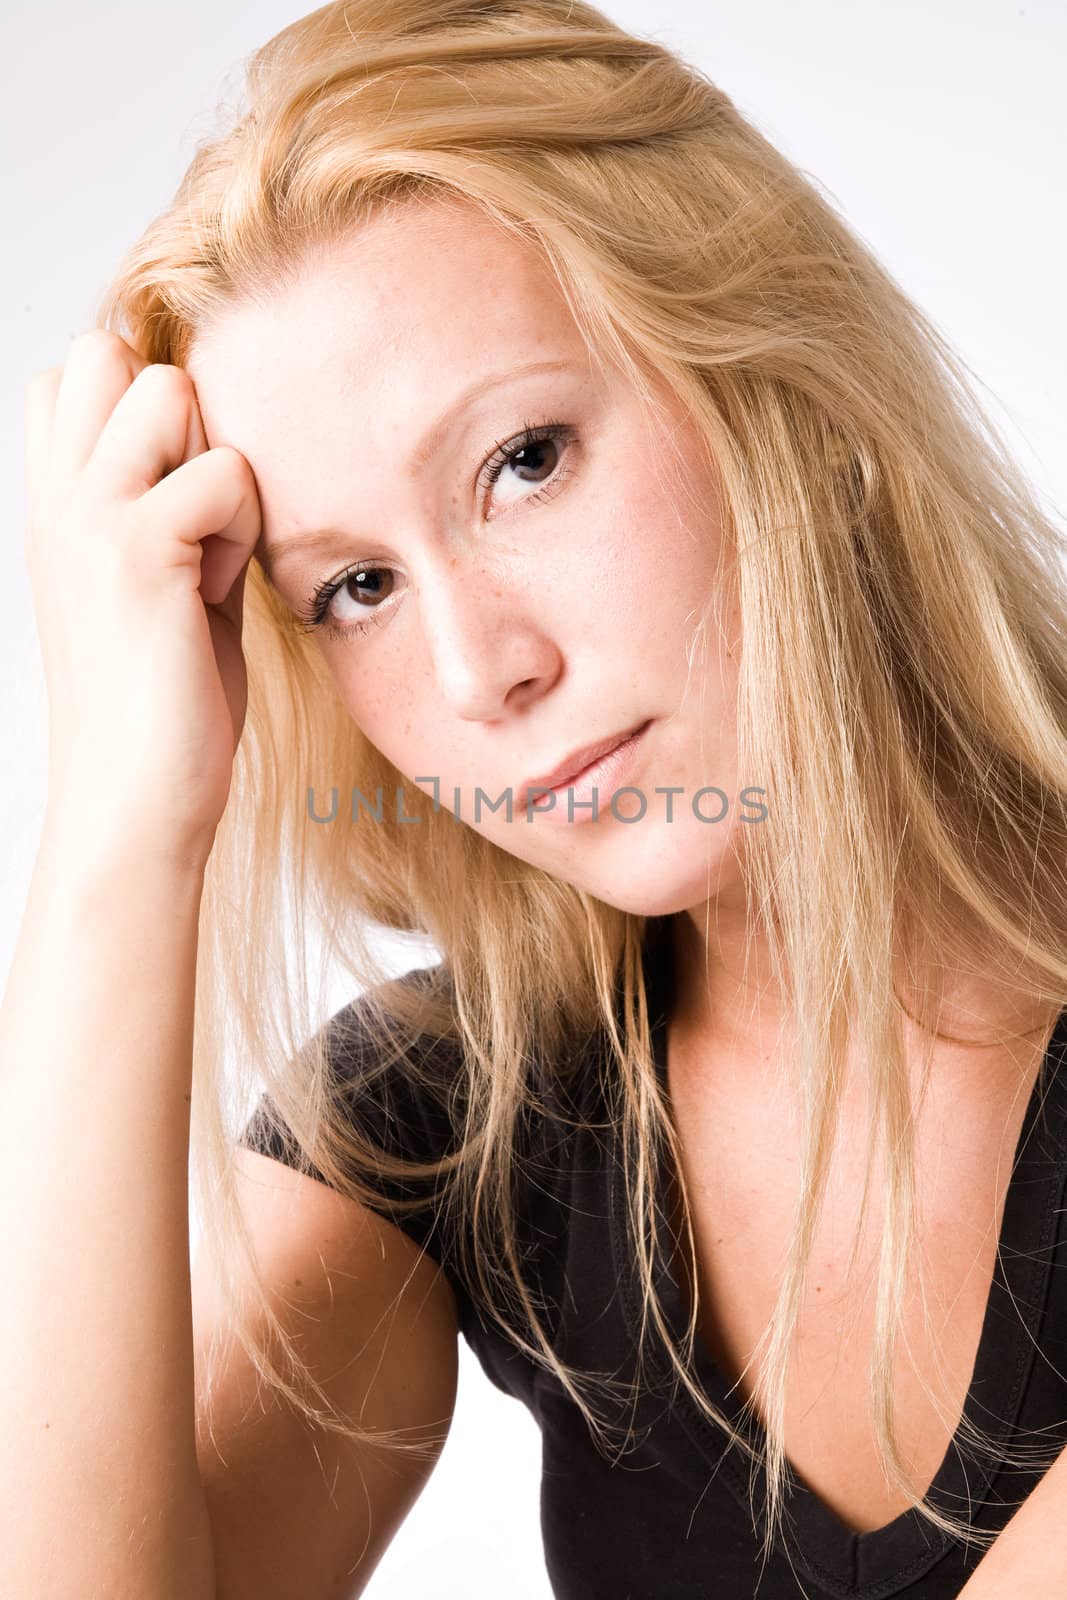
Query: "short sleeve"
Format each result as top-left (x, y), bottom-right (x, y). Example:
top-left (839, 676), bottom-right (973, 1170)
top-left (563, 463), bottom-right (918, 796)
top-left (238, 964), bottom-right (468, 1289)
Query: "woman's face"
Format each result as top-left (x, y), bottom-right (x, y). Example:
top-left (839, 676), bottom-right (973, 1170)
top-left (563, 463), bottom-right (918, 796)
top-left (187, 197), bottom-right (746, 917)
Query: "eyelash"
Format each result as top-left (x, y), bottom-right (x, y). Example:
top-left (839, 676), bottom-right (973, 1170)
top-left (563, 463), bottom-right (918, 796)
top-left (293, 418), bottom-right (576, 642)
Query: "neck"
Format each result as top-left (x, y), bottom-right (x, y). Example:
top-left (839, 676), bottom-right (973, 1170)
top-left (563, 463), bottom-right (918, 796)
top-left (669, 899), bottom-right (1062, 1059)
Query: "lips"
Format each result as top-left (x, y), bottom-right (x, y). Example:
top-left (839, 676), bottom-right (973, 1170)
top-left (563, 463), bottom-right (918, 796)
top-left (519, 720), bottom-right (649, 805)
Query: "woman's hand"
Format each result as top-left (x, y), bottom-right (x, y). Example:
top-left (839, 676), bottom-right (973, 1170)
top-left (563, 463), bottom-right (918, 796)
top-left (23, 328), bottom-right (263, 868)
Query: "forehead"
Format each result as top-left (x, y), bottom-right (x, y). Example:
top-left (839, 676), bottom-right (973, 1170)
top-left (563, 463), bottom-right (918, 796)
top-left (186, 199), bottom-right (593, 442)
top-left (183, 201), bottom-right (621, 577)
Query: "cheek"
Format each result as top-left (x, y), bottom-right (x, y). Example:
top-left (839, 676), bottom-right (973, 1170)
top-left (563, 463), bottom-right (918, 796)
top-left (330, 657), bottom-right (442, 774)
top-left (587, 438), bottom-right (723, 608)
top-left (586, 504), bottom-right (722, 666)
top-left (332, 667), bottom-right (385, 728)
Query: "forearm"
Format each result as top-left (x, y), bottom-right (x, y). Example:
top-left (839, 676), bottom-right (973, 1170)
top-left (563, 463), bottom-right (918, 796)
top-left (957, 1443), bottom-right (1067, 1597)
top-left (0, 813), bottom-right (216, 1598)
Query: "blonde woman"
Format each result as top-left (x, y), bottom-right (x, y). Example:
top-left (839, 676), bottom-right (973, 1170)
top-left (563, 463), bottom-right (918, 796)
top-left (7, 2), bottom-right (1067, 1596)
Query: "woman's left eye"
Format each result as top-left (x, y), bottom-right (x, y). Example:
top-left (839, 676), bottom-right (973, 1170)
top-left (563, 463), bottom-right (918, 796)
top-left (480, 420), bottom-right (576, 514)
top-left (295, 419), bottom-right (577, 642)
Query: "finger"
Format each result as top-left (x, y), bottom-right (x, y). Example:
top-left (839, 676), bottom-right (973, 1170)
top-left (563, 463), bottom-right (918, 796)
top-left (86, 362), bottom-right (206, 501)
top-left (50, 329), bottom-right (147, 483)
top-left (23, 367), bottom-right (62, 513)
top-left (137, 446), bottom-right (263, 605)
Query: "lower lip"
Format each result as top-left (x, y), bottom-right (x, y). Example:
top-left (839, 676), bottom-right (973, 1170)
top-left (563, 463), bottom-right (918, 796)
top-left (527, 720), bottom-right (653, 824)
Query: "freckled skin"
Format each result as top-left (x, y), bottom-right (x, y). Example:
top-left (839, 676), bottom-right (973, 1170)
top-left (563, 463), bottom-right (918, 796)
top-left (185, 194), bottom-right (1053, 1074)
top-left (186, 196), bottom-right (744, 923)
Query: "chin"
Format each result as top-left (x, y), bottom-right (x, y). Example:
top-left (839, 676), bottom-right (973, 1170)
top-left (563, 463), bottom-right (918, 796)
top-left (570, 851), bottom-right (724, 920)
top-left (595, 886), bottom-right (698, 918)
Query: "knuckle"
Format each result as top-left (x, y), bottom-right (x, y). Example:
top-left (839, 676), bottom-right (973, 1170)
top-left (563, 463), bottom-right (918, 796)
top-left (136, 361), bottom-right (192, 396)
top-left (211, 443), bottom-right (251, 480)
top-left (68, 327), bottom-right (126, 361)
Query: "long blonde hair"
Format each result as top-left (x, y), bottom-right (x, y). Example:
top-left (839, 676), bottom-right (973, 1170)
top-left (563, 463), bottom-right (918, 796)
top-left (95, 0), bottom-right (1067, 1573)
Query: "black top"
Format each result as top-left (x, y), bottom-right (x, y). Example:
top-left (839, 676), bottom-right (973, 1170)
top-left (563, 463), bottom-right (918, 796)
top-left (240, 918), bottom-right (1067, 1599)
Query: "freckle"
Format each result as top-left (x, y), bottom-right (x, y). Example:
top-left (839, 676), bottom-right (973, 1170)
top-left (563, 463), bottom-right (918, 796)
top-left (295, 1278), bottom-right (303, 1286)
top-left (816, 1285), bottom-right (822, 1292)
top-left (44, 1421), bottom-right (50, 1429)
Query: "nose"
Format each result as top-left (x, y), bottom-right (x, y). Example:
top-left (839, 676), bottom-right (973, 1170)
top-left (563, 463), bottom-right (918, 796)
top-left (418, 555), bottom-right (561, 722)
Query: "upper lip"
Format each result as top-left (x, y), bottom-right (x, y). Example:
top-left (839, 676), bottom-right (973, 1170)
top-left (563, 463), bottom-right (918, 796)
top-left (519, 720), bottom-right (648, 802)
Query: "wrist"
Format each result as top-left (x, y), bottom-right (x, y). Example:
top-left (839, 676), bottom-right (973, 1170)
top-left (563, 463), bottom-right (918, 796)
top-left (38, 800), bottom-right (215, 888)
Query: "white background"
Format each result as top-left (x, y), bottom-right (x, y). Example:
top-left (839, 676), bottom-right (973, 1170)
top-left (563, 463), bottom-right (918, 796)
top-left (3, 2), bottom-right (1065, 1595)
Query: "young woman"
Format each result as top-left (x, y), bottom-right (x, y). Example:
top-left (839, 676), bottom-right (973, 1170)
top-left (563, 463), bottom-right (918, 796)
top-left (7, 2), bottom-right (1067, 1596)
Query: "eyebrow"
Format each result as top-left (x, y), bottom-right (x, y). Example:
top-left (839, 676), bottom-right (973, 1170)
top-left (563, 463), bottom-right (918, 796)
top-left (257, 357), bottom-right (577, 580)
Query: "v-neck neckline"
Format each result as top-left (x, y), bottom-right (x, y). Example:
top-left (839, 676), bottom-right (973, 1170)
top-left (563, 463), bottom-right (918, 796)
top-left (624, 915), bottom-right (1067, 1597)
